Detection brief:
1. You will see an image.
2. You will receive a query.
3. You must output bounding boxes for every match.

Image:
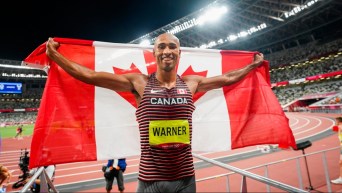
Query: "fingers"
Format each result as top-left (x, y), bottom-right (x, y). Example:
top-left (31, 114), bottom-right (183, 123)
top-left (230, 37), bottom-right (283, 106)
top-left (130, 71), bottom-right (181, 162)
top-left (255, 52), bottom-right (264, 59)
top-left (47, 37), bottom-right (54, 44)
top-left (46, 37), bottom-right (60, 52)
top-left (47, 37), bottom-right (59, 46)
top-left (252, 53), bottom-right (264, 67)
top-left (47, 37), bottom-right (53, 48)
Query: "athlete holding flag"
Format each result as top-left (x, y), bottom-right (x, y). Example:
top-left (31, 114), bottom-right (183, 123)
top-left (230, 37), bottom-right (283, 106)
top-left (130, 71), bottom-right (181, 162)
top-left (46, 33), bottom-right (264, 193)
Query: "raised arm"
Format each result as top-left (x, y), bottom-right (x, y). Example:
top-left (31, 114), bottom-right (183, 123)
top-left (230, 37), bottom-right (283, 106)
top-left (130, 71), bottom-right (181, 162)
top-left (183, 53), bottom-right (264, 94)
top-left (46, 38), bottom-right (139, 92)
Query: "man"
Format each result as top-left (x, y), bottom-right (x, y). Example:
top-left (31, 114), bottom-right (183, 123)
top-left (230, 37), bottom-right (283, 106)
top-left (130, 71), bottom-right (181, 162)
top-left (104, 159), bottom-right (126, 193)
top-left (331, 117), bottom-right (342, 184)
top-left (46, 33), bottom-right (264, 192)
top-left (14, 125), bottom-right (23, 139)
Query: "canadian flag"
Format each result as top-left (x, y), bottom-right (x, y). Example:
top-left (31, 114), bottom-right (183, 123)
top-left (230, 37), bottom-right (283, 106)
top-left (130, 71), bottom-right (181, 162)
top-left (23, 38), bottom-right (296, 168)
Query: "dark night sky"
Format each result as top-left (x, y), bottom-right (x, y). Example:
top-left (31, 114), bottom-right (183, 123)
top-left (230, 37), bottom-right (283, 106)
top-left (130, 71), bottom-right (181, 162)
top-left (0, 0), bottom-right (211, 61)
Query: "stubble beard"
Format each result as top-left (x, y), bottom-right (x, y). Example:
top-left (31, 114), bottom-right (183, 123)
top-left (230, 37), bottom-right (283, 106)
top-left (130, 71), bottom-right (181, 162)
top-left (159, 56), bottom-right (176, 72)
top-left (163, 64), bottom-right (173, 72)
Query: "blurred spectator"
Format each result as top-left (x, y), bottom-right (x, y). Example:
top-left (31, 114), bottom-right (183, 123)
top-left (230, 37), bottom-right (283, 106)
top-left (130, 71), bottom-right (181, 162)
top-left (0, 164), bottom-right (12, 193)
top-left (331, 117), bottom-right (342, 184)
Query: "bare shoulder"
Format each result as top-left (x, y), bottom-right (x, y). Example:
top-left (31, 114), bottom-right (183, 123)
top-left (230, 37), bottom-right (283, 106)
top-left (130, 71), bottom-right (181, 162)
top-left (123, 73), bottom-right (149, 89)
top-left (123, 73), bottom-right (148, 96)
top-left (181, 75), bottom-right (205, 95)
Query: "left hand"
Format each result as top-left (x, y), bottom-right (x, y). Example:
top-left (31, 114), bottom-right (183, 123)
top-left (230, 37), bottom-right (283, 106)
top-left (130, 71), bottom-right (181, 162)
top-left (253, 53), bottom-right (264, 66)
top-left (46, 38), bottom-right (60, 59)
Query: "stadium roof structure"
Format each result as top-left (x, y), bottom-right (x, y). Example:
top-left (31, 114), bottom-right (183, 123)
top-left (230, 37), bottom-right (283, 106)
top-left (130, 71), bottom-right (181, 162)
top-left (129, 0), bottom-right (342, 54)
top-left (0, 0), bottom-right (341, 68)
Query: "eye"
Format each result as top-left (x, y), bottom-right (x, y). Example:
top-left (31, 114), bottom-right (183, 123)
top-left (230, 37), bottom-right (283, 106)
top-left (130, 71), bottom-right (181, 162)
top-left (158, 44), bottom-right (166, 49)
top-left (169, 44), bottom-right (177, 49)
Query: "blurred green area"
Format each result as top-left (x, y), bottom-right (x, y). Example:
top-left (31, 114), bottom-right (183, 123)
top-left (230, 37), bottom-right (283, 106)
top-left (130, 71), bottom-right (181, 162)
top-left (0, 124), bottom-right (34, 138)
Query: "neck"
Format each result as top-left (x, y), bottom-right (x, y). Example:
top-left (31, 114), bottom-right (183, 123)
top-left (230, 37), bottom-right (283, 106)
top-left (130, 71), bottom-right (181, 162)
top-left (155, 70), bottom-right (177, 89)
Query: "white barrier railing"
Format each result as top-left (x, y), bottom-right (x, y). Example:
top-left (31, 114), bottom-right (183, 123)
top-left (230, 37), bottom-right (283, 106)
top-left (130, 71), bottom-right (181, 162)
top-left (194, 146), bottom-right (339, 192)
top-left (19, 167), bottom-right (57, 193)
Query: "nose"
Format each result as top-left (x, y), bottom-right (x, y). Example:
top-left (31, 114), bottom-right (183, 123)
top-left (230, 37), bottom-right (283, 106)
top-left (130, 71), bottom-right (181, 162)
top-left (163, 46), bottom-right (172, 54)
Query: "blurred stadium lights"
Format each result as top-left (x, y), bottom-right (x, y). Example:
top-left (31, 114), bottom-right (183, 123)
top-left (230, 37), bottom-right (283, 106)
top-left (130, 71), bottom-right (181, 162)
top-left (166, 6), bottom-right (228, 37)
top-left (130, 0), bottom-right (327, 51)
top-left (198, 0), bottom-right (326, 49)
top-left (198, 23), bottom-right (267, 49)
top-left (196, 6), bottom-right (228, 26)
top-left (1, 73), bottom-right (47, 78)
top-left (284, 0), bottom-right (319, 18)
top-left (0, 64), bottom-right (37, 69)
top-left (136, 5), bottom-right (228, 45)
top-left (139, 39), bottom-right (151, 46)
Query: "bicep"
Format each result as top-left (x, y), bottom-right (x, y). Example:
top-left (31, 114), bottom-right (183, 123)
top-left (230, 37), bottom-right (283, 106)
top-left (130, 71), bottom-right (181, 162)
top-left (196, 75), bottom-right (228, 92)
top-left (184, 75), bottom-right (226, 94)
top-left (89, 72), bottom-right (134, 92)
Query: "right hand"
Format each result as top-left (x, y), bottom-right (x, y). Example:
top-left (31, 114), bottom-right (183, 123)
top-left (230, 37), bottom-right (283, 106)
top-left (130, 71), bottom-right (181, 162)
top-left (46, 38), bottom-right (60, 58)
top-left (252, 53), bottom-right (264, 67)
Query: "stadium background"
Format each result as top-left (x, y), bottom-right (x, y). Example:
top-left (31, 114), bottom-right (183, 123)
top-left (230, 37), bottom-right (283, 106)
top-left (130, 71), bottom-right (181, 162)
top-left (1, 0), bottom-right (342, 192)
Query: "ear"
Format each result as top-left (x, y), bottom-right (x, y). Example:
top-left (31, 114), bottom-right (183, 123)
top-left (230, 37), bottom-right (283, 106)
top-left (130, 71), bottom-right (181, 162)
top-left (179, 49), bottom-right (182, 56)
top-left (153, 49), bottom-right (156, 57)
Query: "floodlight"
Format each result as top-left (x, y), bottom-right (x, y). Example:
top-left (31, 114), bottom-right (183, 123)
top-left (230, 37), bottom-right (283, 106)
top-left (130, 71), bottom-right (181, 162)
top-left (228, 35), bottom-right (237, 41)
top-left (238, 31), bottom-right (248, 37)
top-left (196, 6), bottom-right (227, 26)
top-left (139, 40), bottom-right (151, 46)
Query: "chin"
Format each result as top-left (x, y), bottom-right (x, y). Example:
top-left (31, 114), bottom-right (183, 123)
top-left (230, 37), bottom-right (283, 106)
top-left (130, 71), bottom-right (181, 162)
top-left (163, 64), bottom-right (175, 72)
top-left (163, 66), bottom-right (173, 72)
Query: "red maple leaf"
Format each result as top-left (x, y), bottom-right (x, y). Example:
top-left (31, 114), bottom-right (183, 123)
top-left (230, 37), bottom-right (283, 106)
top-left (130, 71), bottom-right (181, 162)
top-left (113, 51), bottom-right (208, 107)
top-left (143, 50), bottom-right (157, 74)
top-left (112, 50), bottom-right (159, 108)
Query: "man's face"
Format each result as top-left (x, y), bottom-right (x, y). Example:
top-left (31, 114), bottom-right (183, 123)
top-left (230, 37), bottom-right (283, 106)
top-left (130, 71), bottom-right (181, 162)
top-left (153, 34), bottom-right (181, 72)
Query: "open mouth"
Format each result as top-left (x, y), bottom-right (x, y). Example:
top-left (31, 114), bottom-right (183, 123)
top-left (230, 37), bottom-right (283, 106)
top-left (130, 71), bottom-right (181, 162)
top-left (163, 58), bottom-right (173, 62)
top-left (162, 56), bottom-right (175, 63)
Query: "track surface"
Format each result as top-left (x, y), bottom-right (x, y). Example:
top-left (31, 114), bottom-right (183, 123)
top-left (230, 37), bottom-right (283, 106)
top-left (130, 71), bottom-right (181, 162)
top-left (1, 112), bottom-right (342, 192)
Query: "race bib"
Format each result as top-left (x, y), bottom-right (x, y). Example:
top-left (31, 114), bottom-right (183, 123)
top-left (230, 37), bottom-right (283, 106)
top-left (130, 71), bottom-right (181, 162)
top-left (149, 120), bottom-right (190, 147)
